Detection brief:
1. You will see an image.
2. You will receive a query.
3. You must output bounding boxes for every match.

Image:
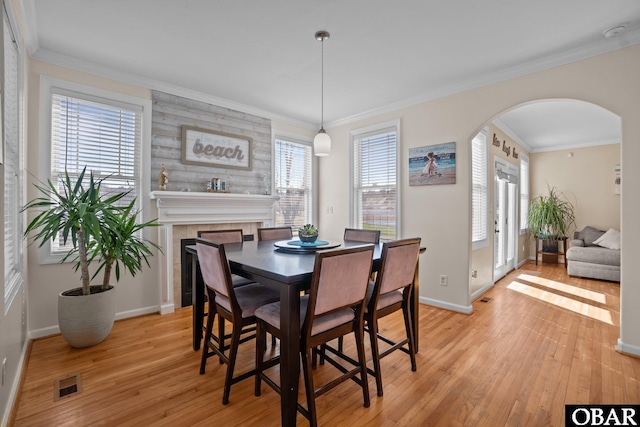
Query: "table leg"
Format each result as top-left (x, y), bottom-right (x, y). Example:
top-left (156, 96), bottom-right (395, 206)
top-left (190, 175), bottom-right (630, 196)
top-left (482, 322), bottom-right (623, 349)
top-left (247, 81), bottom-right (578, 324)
top-left (279, 285), bottom-right (301, 426)
top-left (191, 254), bottom-right (204, 351)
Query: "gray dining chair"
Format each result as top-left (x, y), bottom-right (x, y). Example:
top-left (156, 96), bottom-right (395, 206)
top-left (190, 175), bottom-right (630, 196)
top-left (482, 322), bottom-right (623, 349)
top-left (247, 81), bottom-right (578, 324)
top-left (196, 238), bottom-right (280, 404)
top-left (257, 226), bottom-right (293, 241)
top-left (343, 228), bottom-right (381, 244)
top-left (254, 244), bottom-right (374, 427)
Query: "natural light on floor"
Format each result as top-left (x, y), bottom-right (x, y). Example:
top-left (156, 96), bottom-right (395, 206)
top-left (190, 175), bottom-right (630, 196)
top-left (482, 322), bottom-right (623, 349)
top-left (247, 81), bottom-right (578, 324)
top-left (516, 274), bottom-right (607, 304)
top-left (507, 274), bottom-right (614, 325)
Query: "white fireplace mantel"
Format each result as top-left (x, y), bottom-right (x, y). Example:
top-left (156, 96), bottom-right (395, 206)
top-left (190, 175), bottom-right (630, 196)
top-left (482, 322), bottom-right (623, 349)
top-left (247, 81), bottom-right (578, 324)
top-left (149, 191), bottom-right (279, 314)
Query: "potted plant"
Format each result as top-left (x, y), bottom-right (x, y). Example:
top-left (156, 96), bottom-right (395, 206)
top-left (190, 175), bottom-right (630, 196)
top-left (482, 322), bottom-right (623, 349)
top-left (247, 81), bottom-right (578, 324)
top-left (298, 224), bottom-right (319, 243)
top-left (23, 168), bottom-right (160, 348)
top-left (527, 185), bottom-right (575, 262)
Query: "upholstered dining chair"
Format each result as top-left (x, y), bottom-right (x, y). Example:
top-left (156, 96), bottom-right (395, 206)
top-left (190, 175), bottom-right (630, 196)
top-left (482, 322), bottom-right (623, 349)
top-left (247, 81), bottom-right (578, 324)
top-left (257, 226), bottom-right (293, 241)
top-left (254, 245), bottom-right (374, 427)
top-left (364, 237), bottom-right (421, 396)
top-left (343, 228), bottom-right (381, 244)
top-left (196, 238), bottom-right (280, 405)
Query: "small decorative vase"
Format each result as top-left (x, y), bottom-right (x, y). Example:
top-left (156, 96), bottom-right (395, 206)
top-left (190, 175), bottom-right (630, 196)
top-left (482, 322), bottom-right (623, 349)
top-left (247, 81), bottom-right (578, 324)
top-left (299, 234), bottom-right (318, 243)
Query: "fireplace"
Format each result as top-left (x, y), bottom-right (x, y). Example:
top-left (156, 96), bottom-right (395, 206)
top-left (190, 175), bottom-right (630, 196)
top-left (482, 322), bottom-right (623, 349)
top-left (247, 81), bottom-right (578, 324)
top-left (149, 191), bottom-right (279, 314)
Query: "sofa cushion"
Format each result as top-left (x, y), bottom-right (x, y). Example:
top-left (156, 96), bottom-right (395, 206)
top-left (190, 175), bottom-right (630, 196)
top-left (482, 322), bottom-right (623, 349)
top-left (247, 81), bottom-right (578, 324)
top-left (566, 246), bottom-right (620, 267)
top-left (579, 226), bottom-right (606, 246)
top-left (593, 228), bottom-right (621, 250)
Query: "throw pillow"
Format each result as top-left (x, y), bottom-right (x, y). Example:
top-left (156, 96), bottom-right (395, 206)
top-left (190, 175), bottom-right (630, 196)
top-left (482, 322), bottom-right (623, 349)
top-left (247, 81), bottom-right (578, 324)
top-left (581, 226), bottom-right (605, 246)
top-left (593, 228), bottom-right (621, 250)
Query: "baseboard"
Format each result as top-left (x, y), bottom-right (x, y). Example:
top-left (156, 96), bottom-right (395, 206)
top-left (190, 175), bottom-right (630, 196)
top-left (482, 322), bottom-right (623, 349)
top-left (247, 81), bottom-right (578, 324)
top-left (471, 282), bottom-right (495, 301)
top-left (616, 338), bottom-right (640, 358)
top-left (419, 296), bottom-right (473, 314)
top-left (159, 303), bottom-right (175, 315)
top-left (517, 258), bottom-right (529, 268)
top-left (1, 339), bottom-right (30, 427)
top-left (29, 305), bottom-right (162, 340)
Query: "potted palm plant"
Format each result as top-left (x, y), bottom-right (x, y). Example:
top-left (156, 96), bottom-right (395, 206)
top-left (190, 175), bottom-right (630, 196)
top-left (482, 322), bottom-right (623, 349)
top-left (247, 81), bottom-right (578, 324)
top-left (527, 185), bottom-right (575, 262)
top-left (23, 168), bottom-right (160, 348)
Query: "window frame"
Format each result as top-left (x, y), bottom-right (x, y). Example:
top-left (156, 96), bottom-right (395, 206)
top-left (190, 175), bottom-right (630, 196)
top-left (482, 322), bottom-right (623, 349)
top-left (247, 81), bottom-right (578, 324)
top-left (272, 132), bottom-right (317, 231)
top-left (38, 76), bottom-right (152, 264)
top-left (519, 153), bottom-right (530, 234)
top-left (349, 119), bottom-right (401, 241)
top-left (3, 0), bottom-right (24, 314)
top-left (471, 127), bottom-right (489, 250)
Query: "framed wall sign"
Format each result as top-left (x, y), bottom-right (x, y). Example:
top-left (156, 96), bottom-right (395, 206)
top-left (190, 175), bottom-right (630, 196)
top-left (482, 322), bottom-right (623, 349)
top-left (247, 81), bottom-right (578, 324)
top-left (181, 125), bottom-right (252, 170)
top-left (408, 141), bottom-right (456, 186)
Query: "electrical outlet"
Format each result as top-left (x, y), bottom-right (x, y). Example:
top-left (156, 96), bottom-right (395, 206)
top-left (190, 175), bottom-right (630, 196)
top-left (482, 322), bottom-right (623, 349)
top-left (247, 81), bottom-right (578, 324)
top-left (439, 274), bottom-right (448, 286)
top-left (471, 270), bottom-right (477, 278)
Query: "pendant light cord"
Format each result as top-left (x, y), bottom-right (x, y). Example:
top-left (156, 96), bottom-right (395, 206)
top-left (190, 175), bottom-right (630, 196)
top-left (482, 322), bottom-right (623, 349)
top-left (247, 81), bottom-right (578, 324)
top-left (321, 37), bottom-right (324, 128)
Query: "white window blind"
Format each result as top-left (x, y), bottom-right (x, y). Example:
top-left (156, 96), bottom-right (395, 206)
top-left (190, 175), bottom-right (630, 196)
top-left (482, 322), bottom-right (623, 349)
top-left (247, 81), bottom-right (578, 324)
top-left (472, 128), bottom-right (488, 248)
top-left (50, 91), bottom-right (142, 253)
top-left (3, 2), bottom-right (23, 312)
top-left (352, 126), bottom-right (398, 241)
top-left (274, 138), bottom-right (313, 232)
top-left (520, 154), bottom-right (529, 232)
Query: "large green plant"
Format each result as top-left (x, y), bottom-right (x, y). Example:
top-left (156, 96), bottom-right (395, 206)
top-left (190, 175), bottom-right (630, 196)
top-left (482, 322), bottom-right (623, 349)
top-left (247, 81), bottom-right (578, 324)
top-left (527, 186), bottom-right (575, 240)
top-left (23, 168), bottom-right (160, 295)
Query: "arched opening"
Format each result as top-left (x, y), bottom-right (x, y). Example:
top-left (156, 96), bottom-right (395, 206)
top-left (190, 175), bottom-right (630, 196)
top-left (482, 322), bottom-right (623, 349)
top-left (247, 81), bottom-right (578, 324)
top-left (469, 99), bottom-right (621, 299)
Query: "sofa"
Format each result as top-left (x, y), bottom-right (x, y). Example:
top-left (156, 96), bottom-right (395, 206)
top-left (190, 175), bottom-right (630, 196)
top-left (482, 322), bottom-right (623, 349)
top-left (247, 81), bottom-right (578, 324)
top-left (566, 226), bottom-right (620, 282)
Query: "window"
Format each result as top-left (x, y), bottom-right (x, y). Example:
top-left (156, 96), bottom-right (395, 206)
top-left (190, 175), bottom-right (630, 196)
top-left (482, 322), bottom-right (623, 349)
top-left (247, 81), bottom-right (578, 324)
top-left (471, 128), bottom-right (488, 249)
top-left (520, 154), bottom-right (529, 233)
top-left (40, 77), bottom-right (150, 262)
top-left (274, 136), bottom-right (314, 232)
top-left (3, 2), bottom-right (23, 312)
top-left (351, 121), bottom-right (399, 241)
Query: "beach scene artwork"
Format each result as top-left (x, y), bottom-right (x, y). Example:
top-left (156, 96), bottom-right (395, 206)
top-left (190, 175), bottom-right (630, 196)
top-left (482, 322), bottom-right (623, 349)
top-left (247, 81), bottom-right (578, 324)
top-left (409, 142), bottom-right (456, 186)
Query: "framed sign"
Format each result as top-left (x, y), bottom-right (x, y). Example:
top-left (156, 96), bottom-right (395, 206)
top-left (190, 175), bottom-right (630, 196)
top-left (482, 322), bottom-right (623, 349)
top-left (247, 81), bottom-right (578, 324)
top-left (181, 125), bottom-right (252, 170)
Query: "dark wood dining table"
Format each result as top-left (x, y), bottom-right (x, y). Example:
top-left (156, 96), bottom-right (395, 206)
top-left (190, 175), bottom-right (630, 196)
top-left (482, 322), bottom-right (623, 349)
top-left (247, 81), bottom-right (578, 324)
top-left (184, 239), bottom-right (424, 427)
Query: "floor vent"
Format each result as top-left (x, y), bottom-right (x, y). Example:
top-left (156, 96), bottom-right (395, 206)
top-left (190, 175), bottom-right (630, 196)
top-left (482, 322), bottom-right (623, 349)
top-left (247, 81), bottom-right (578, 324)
top-left (480, 297), bottom-right (492, 303)
top-left (54, 373), bottom-right (82, 401)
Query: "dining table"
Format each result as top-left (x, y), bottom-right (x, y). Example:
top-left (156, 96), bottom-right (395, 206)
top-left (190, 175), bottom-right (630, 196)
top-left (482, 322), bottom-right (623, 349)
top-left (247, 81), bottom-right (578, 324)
top-left (184, 239), bottom-right (424, 427)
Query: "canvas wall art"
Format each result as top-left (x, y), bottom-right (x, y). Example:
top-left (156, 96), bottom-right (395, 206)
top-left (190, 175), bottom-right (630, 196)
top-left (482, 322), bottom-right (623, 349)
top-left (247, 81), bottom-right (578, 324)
top-left (409, 142), bottom-right (456, 186)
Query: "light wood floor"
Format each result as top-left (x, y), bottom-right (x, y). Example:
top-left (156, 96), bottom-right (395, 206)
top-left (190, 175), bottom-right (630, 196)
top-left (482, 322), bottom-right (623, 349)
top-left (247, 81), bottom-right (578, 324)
top-left (12, 261), bottom-right (639, 426)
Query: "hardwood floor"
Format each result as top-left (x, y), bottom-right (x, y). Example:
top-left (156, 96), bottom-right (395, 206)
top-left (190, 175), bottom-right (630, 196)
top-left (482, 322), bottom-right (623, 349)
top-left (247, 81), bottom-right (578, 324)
top-left (12, 261), bottom-right (639, 426)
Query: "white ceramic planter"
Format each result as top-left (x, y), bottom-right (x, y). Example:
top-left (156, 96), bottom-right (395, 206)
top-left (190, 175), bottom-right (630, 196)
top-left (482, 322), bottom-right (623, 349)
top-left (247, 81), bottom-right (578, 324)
top-left (58, 285), bottom-right (116, 348)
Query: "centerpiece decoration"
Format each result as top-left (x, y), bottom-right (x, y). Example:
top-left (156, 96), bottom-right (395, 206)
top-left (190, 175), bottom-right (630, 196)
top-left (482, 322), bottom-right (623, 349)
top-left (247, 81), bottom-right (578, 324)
top-left (298, 224), bottom-right (319, 243)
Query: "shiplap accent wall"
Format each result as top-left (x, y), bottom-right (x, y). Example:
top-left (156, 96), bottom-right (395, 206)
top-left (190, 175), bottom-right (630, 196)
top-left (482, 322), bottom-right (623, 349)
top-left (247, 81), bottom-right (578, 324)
top-left (150, 90), bottom-right (272, 195)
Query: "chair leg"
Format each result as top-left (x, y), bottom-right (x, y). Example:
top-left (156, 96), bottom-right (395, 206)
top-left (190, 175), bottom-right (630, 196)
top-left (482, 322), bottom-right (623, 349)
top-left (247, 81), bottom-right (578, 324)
top-left (199, 304), bottom-right (216, 375)
top-left (222, 323), bottom-right (242, 405)
top-left (354, 321), bottom-right (370, 408)
top-left (301, 346), bottom-right (318, 427)
top-left (218, 317), bottom-right (225, 365)
top-left (255, 321), bottom-right (265, 397)
top-left (403, 304), bottom-right (417, 371)
top-left (367, 317), bottom-right (384, 396)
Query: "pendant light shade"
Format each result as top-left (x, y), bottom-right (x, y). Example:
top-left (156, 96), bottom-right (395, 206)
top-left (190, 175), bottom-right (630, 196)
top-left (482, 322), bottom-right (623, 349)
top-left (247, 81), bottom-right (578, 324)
top-left (314, 31), bottom-right (331, 157)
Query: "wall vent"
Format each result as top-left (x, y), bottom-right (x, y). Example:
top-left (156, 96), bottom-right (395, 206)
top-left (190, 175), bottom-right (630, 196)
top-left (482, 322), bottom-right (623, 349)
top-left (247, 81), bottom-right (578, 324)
top-left (54, 373), bottom-right (82, 401)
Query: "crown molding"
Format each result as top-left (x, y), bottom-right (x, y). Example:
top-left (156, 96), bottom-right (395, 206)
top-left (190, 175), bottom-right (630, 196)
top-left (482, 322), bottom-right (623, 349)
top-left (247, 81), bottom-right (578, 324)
top-left (492, 118), bottom-right (533, 153)
top-left (327, 28), bottom-right (640, 129)
top-left (29, 48), bottom-right (316, 131)
top-left (531, 138), bottom-right (620, 154)
top-left (19, 0), bottom-right (39, 57)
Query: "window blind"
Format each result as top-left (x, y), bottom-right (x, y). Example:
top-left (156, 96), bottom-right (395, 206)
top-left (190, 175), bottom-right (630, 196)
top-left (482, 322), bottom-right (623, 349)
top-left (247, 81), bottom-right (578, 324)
top-left (274, 138), bottom-right (313, 232)
top-left (352, 127), bottom-right (397, 241)
top-left (4, 3), bottom-right (23, 312)
top-left (520, 154), bottom-right (529, 232)
top-left (471, 128), bottom-right (488, 246)
top-left (50, 92), bottom-right (142, 253)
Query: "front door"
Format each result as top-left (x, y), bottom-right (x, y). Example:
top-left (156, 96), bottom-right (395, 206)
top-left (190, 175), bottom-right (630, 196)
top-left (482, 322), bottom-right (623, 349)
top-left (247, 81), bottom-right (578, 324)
top-left (494, 158), bottom-right (519, 281)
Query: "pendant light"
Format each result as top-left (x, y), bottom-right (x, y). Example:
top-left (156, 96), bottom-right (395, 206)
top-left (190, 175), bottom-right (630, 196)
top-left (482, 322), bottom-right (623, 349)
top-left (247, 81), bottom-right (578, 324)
top-left (313, 30), bottom-right (331, 156)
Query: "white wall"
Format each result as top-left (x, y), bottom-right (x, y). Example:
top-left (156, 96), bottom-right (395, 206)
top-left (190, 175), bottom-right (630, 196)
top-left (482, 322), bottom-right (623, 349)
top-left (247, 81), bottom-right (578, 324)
top-left (319, 44), bottom-right (640, 354)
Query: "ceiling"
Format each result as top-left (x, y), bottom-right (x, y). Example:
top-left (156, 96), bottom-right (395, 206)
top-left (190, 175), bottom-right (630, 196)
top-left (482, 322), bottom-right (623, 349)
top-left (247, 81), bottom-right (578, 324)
top-left (24, 0), bottom-right (639, 150)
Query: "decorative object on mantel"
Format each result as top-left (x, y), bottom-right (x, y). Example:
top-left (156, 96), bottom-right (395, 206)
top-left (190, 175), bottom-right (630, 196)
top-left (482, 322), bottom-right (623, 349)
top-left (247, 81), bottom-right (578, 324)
top-left (181, 125), bottom-right (252, 170)
top-left (158, 163), bottom-right (168, 190)
top-left (408, 142), bottom-right (456, 186)
top-left (313, 30), bottom-right (331, 157)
